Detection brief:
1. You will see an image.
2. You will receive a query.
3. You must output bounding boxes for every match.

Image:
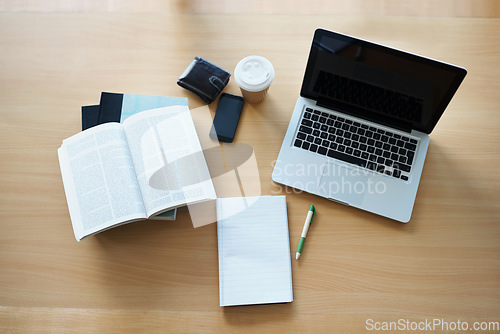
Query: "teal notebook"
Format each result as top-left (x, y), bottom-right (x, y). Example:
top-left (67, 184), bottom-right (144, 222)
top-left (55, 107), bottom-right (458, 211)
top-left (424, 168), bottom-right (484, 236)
top-left (216, 196), bottom-right (293, 306)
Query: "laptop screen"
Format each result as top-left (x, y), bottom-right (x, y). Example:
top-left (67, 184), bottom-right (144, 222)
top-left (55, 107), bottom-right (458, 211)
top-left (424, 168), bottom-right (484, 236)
top-left (300, 29), bottom-right (467, 134)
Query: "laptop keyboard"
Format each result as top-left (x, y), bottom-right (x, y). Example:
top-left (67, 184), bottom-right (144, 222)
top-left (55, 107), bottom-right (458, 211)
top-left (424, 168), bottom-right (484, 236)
top-left (293, 107), bottom-right (419, 181)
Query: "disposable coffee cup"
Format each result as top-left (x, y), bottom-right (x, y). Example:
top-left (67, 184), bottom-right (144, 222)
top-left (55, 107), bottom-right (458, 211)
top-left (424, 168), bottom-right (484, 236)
top-left (234, 56), bottom-right (275, 103)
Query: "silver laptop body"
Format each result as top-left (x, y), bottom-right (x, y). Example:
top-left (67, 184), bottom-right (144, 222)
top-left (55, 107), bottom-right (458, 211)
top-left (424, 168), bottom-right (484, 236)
top-left (272, 29), bottom-right (466, 222)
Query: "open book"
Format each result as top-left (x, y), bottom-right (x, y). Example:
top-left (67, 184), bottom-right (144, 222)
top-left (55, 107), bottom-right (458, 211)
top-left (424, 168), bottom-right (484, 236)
top-left (58, 105), bottom-right (216, 241)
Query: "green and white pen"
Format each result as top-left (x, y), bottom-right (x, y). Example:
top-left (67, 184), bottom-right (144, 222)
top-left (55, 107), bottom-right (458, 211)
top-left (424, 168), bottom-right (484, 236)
top-left (296, 204), bottom-right (315, 260)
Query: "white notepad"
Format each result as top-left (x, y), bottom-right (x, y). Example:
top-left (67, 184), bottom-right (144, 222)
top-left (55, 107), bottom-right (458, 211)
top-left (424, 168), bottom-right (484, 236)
top-left (216, 196), bottom-right (293, 307)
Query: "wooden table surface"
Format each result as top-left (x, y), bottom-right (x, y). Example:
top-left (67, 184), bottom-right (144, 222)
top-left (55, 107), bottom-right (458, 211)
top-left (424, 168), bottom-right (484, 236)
top-left (0, 12), bottom-right (499, 333)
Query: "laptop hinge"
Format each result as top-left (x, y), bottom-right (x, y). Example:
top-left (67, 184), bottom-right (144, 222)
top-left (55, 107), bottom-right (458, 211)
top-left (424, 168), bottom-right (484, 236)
top-left (316, 97), bottom-right (413, 133)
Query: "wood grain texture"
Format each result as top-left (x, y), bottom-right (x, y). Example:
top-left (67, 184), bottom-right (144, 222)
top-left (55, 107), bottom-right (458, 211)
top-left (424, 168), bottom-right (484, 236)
top-left (0, 11), bottom-right (499, 333)
top-left (1, 0), bottom-right (500, 17)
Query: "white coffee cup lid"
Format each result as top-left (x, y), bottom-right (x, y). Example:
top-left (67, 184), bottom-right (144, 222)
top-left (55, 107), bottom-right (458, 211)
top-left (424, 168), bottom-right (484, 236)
top-left (234, 56), bottom-right (275, 92)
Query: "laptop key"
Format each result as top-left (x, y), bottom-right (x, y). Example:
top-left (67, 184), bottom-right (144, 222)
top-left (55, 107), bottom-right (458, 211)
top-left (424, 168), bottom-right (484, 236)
top-left (304, 112), bottom-right (312, 119)
top-left (297, 132), bottom-right (306, 140)
top-left (338, 145), bottom-right (346, 152)
top-left (405, 142), bottom-right (417, 151)
top-left (393, 169), bottom-right (401, 178)
top-left (306, 135), bottom-right (314, 142)
top-left (300, 126), bottom-right (312, 134)
top-left (327, 149), bottom-right (367, 167)
top-left (401, 175), bottom-right (409, 181)
top-left (406, 151), bottom-right (415, 165)
top-left (313, 130), bottom-right (320, 136)
top-left (399, 164), bottom-right (411, 172)
top-left (318, 146), bottom-right (327, 155)
top-left (294, 139), bottom-right (303, 147)
top-left (301, 119), bottom-right (313, 126)
top-left (310, 144), bottom-right (318, 152)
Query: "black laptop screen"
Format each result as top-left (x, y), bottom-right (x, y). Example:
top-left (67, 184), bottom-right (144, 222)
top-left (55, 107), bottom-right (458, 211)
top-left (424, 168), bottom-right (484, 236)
top-left (300, 29), bottom-right (467, 134)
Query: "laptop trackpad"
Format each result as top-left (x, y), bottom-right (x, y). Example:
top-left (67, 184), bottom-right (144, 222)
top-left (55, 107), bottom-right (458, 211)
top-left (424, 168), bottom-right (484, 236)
top-left (318, 162), bottom-right (370, 206)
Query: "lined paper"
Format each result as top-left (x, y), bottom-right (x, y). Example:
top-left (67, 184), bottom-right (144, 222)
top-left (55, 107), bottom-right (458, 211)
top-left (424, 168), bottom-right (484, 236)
top-left (217, 196), bottom-right (293, 306)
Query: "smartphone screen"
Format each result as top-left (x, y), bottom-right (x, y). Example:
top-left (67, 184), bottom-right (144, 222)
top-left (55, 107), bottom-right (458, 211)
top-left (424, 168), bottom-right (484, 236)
top-left (210, 93), bottom-right (244, 143)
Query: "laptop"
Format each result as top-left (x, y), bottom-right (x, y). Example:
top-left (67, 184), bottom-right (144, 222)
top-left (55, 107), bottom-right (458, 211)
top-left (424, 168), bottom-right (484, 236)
top-left (272, 28), bottom-right (467, 222)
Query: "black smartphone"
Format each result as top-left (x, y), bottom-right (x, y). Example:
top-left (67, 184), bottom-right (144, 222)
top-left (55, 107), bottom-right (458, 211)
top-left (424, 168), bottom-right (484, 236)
top-left (210, 93), bottom-right (244, 143)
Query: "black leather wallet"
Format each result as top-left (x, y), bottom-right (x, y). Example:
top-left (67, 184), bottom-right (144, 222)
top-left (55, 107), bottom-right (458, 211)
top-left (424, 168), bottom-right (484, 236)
top-left (177, 57), bottom-right (231, 104)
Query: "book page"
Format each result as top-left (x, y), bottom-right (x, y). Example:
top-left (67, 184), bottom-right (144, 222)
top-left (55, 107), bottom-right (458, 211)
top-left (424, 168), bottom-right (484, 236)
top-left (122, 106), bottom-right (216, 217)
top-left (58, 123), bottom-right (147, 241)
top-left (217, 196), bottom-right (293, 306)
